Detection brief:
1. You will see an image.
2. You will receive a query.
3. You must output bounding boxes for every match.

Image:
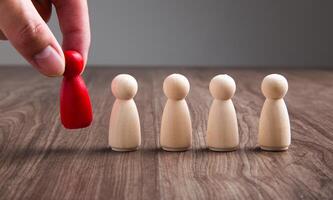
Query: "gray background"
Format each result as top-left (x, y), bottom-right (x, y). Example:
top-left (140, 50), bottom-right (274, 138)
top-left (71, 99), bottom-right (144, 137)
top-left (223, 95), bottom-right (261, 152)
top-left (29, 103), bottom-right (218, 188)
top-left (0, 0), bottom-right (332, 67)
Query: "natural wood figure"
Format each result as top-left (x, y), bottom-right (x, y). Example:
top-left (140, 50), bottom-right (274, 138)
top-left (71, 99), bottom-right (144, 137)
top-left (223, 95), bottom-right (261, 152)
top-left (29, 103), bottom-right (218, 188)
top-left (160, 74), bottom-right (192, 151)
top-left (206, 74), bottom-right (239, 151)
top-left (258, 74), bottom-right (291, 151)
top-left (109, 74), bottom-right (141, 151)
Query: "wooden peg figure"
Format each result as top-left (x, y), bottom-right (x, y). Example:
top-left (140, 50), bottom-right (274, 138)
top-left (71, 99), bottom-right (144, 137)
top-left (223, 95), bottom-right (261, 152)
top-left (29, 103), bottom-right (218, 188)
top-left (258, 74), bottom-right (290, 151)
top-left (109, 74), bottom-right (141, 151)
top-left (160, 74), bottom-right (192, 151)
top-left (60, 51), bottom-right (93, 129)
top-left (206, 75), bottom-right (239, 151)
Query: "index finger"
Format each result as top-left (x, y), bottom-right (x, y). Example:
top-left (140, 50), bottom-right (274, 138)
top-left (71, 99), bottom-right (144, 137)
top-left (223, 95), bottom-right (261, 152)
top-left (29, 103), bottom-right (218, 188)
top-left (51, 0), bottom-right (90, 67)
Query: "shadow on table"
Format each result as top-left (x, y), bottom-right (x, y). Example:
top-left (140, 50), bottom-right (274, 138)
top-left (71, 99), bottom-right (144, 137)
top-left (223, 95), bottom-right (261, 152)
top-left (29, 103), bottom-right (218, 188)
top-left (1, 145), bottom-right (289, 164)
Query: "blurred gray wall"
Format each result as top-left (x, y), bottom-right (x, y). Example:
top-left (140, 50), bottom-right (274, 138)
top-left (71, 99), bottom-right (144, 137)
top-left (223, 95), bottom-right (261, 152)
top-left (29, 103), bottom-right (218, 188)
top-left (0, 0), bottom-right (333, 67)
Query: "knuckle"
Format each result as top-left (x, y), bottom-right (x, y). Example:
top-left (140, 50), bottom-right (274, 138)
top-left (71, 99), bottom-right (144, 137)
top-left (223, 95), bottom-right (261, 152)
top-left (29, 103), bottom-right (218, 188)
top-left (16, 22), bottom-right (45, 46)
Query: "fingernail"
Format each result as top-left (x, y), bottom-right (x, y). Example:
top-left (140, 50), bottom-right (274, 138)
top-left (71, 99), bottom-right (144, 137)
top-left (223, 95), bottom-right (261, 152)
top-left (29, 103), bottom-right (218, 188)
top-left (34, 46), bottom-right (65, 76)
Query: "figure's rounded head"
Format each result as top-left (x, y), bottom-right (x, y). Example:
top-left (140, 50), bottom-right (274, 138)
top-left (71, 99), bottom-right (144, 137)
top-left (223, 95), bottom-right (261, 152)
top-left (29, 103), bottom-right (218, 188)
top-left (261, 74), bottom-right (288, 99)
top-left (209, 74), bottom-right (236, 100)
top-left (63, 50), bottom-right (84, 78)
top-left (163, 74), bottom-right (190, 100)
top-left (111, 74), bottom-right (138, 100)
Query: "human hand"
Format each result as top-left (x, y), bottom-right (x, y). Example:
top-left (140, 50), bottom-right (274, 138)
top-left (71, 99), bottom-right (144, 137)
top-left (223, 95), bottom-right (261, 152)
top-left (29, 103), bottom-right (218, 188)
top-left (0, 0), bottom-right (90, 77)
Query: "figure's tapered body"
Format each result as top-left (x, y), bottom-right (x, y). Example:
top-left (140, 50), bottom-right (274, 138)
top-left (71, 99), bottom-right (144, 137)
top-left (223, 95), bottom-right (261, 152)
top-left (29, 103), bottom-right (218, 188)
top-left (60, 76), bottom-right (93, 129)
top-left (160, 99), bottom-right (192, 151)
top-left (259, 98), bottom-right (290, 151)
top-left (207, 99), bottom-right (239, 151)
top-left (109, 99), bottom-right (141, 151)
top-left (160, 74), bottom-right (192, 151)
top-left (206, 75), bottom-right (239, 151)
top-left (258, 74), bottom-right (290, 151)
top-left (109, 74), bottom-right (141, 151)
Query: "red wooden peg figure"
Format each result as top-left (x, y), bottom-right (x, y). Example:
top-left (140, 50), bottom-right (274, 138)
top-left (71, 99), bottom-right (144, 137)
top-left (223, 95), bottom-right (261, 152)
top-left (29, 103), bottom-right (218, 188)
top-left (60, 50), bottom-right (93, 129)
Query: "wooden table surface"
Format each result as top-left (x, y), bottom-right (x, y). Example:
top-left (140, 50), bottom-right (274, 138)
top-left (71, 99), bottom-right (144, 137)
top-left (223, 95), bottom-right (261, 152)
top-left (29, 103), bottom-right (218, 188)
top-left (0, 67), bottom-right (332, 200)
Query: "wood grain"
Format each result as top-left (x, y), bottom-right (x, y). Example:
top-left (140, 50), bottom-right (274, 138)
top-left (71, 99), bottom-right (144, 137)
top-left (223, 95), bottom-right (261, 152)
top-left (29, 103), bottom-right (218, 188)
top-left (0, 67), bottom-right (332, 200)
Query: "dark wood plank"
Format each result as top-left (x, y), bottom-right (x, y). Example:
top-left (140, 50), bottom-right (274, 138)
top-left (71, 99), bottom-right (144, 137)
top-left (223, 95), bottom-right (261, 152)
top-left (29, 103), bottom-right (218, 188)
top-left (0, 67), bottom-right (332, 200)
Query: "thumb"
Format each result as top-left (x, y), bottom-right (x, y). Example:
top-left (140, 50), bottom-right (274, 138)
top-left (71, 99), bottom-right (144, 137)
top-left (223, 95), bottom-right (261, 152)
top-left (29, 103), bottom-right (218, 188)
top-left (0, 0), bottom-right (64, 76)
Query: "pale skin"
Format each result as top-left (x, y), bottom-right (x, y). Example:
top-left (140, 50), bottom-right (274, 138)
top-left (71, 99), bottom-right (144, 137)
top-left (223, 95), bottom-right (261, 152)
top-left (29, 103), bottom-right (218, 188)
top-left (0, 0), bottom-right (90, 76)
